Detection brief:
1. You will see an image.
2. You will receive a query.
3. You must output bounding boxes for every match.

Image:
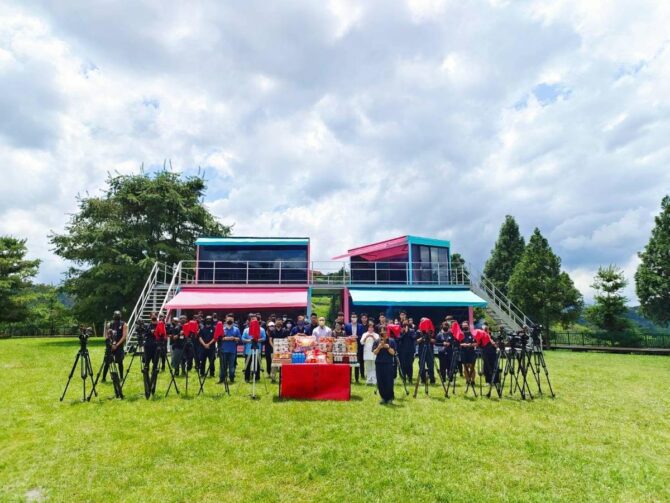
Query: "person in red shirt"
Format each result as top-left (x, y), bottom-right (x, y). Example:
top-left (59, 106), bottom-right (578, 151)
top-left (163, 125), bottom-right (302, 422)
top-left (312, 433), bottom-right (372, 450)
top-left (475, 325), bottom-right (498, 384)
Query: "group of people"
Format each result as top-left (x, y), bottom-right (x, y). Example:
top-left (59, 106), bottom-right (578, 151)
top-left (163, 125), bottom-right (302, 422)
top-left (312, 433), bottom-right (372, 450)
top-left (102, 309), bottom-right (500, 405)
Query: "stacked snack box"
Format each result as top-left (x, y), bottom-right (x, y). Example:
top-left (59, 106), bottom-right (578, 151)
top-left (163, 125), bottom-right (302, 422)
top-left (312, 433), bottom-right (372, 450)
top-left (332, 336), bottom-right (358, 364)
top-left (272, 339), bottom-right (292, 363)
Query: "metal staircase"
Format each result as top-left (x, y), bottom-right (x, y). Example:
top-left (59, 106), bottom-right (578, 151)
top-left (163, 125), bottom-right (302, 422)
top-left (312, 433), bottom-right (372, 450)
top-left (124, 262), bottom-right (192, 351)
top-left (468, 268), bottom-right (533, 332)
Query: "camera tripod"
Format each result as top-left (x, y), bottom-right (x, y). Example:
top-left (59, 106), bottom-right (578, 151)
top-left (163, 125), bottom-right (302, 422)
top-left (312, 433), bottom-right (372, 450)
top-left (196, 349), bottom-right (218, 396)
top-left (88, 339), bottom-right (124, 400)
top-left (60, 335), bottom-right (97, 402)
top-left (444, 344), bottom-right (476, 397)
top-left (156, 341), bottom-right (180, 398)
top-left (243, 341), bottom-right (268, 400)
top-left (499, 346), bottom-right (533, 400)
top-left (413, 340), bottom-right (448, 398)
top-left (486, 347), bottom-right (504, 398)
top-left (525, 342), bottom-right (555, 398)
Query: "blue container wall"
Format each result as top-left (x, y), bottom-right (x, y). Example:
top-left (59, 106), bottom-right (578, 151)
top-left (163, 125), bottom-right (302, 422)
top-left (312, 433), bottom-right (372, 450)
top-left (197, 245), bottom-right (308, 284)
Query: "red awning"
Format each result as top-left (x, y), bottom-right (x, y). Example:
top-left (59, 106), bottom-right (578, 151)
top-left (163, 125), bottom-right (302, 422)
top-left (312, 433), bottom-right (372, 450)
top-left (165, 287), bottom-right (308, 310)
top-left (332, 235), bottom-right (409, 260)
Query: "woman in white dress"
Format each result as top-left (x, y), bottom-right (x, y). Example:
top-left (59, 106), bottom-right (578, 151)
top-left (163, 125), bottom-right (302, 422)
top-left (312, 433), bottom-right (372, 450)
top-left (361, 321), bottom-right (380, 385)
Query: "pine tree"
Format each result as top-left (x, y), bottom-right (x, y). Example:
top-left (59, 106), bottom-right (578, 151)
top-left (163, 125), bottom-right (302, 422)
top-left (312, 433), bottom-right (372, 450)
top-left (507, 228), bottom-right (583, 328)
top-left (585, 265), bottom-right (631, 332)
top-left (483, 215), bottom-right (525, 295)
top-left (0, 237), bottom-right (41, 323)
top-left (635, 195), bottom-right (670, 326)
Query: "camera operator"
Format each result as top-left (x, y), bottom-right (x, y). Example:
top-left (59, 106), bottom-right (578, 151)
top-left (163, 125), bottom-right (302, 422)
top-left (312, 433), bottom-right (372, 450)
top-left (158, 314), bottom-right (168, 371)
top-left (144, 314), bottom-right (167, 376)
top-left (459, 321), bottom-right (477, 386)
top-left (416, 319), bottom-right (436, 385)
top-left (198, 316), bottom-right (216, 378)
top-left (435, 320), bottom-right (452, 383)
top-left (169, 317), bottom-right (185, 376)
top-left (102, 311), bottom-right (127, 382)
top-left (475, 324), bottom-right (498, 384)
top-left (397, 321), bottom-right (416, 383)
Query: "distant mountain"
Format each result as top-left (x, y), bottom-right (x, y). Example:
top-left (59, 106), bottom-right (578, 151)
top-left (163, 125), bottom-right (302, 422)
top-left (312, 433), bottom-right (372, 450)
top-left (625, 307), bottom-right (670, 334)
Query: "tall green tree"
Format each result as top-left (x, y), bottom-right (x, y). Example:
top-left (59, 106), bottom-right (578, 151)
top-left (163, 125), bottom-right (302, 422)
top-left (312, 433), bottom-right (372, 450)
top-left (50, 170), bottom-right (230, 325)
top-left (507, 228), bottom-right (583, 328)
top-left (0, 237), bottom-right (41, 323)
top-left (635, 195), bottom-right (670, 326)
top-left (450, 252), bottom-right (469, 282)
top-left (483, 215), bottom-right (525, 295)
top-left (585, 265), bottom-right (631, 332)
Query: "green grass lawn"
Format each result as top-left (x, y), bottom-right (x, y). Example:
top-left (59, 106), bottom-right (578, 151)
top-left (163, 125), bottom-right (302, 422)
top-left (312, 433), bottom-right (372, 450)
top-left (0, 338), bottom-right (669, 502)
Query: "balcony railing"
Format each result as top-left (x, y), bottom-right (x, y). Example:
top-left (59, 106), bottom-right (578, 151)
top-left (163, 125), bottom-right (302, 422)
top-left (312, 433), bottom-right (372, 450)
top-left (176, 260), bottom-right (470, 287)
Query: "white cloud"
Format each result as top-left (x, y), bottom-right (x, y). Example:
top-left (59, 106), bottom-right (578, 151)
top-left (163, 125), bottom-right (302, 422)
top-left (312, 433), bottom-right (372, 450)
top-left (0, 0), bottom-right (668, 308)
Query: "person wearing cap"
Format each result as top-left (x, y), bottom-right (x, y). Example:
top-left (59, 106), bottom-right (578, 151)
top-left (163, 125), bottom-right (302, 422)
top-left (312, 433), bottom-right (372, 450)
top-left (311, 317), bottom-right (332, 341)
top-left (217, 313), bottom-right (241, 384)
top-left (197, 316), bottom-right (216, 377)
top-left (169, 317), bottom-right (185, 376)
top-left (373, 327), bottom-right (398, 404)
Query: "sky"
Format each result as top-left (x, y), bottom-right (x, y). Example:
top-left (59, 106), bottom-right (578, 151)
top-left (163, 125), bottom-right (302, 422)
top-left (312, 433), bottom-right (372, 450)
top-left (1, 0), bottom-right (669, 304)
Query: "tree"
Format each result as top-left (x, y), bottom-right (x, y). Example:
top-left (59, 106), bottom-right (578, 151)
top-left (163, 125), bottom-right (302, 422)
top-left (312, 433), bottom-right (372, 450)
top-left (507, 228), bottom-right (583, 329)
top-left (483, 215), bottom-right (525, 295)
top-left (50, 170), bottom-right (230, 326)
top-left (0, 237), bottom-right (41, 323)
top-left (635, 195), bottom-right (670, 326)
top-left (585, 266), bottom-right (631, 332)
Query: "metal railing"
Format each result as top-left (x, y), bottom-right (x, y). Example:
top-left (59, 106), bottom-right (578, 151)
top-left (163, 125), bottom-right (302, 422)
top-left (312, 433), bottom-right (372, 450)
top-left (469, 268), bottom-right (532, 331)
top-left (177, 260), bottom-right (471, 286)
top-left (548, 330), bottom-right (670, 349)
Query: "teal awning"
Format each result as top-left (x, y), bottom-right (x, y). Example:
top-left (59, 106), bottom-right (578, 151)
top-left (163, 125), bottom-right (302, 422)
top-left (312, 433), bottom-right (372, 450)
top-left (349, 288), bottom-right (487, 307)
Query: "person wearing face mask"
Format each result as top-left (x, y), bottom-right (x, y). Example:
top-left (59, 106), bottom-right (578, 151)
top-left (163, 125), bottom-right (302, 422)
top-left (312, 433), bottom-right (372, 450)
top-left (102, 310), bottom-right (127, 382)
top-left (397, 321), bottom-right (416, 384)
top-left (460, 321), bottom-right (477, 386)
top-left (217, 313), bottom-right (240, 384)
top-left (351, 313), bottom-right (368, 382)
top-left (169, 317), bottom-right (185, 376)
top-left (311, 316), bottom-right (332, 341)
top-left (198, 316), bottom-right (216, 378)
top-left (361, 322), bottom-right (380, 385)
top-left (306, 313), bottom-right (319, 335)
top-left (290, 314), bottom-right (309, 335)
top-left (373, 328), bottom-right (398, 404)
top-left (264, 321), bottom-right (276, 375)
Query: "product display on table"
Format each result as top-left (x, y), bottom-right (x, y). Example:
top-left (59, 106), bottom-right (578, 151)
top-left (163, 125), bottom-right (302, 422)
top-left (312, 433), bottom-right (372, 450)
top-left (273, 335), bottom-right (358, 366)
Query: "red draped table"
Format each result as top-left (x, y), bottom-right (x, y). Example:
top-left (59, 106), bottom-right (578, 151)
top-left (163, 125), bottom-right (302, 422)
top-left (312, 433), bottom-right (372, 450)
top-left (279, 364), bottom-right (351, 401)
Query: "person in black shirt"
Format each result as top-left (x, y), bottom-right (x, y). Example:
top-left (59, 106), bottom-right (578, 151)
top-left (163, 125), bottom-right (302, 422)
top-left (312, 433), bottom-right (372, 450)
top-left (103, 311), bottom-right (127, 382)
top-left (435, 321), bottom-right (452, 383)
top-left (373, 329), bottom-right (397, 404)
top-left (397, 322), bottom-right (416, 383)
top-left (460, 321), bottom-right (477, 385)
top-left (198, 316), bottom-right (216, 377)
top-left (169, 318), bottom-right (185, 376)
